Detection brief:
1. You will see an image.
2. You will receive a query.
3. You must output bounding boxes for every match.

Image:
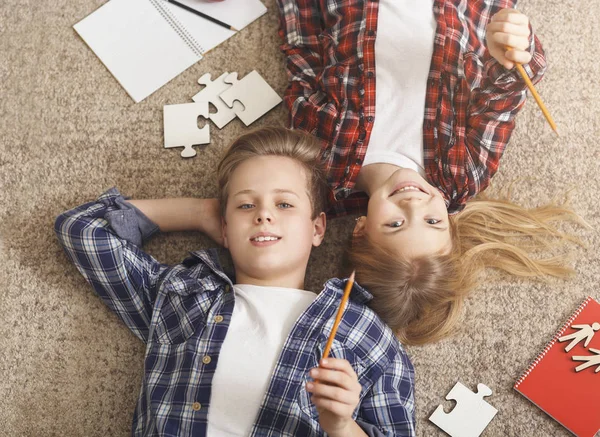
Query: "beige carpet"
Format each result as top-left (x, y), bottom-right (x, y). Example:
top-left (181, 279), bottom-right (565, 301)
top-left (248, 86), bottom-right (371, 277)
top-left (1, 0), bottom-right (598, 435)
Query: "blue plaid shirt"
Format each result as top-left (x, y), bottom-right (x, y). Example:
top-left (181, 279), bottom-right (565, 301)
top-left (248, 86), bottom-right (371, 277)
top-left (54, 188), bottom-right (416, 437)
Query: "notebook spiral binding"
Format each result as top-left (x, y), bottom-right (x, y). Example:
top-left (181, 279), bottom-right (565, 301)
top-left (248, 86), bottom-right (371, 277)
top-left (150, 0), bottom-right (205, 59)
top-left (514, 296), bottom-right (593, 388)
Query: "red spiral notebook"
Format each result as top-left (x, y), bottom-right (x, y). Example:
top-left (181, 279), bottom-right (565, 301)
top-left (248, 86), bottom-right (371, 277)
top-left (514, 296), bottom-right (600, 437)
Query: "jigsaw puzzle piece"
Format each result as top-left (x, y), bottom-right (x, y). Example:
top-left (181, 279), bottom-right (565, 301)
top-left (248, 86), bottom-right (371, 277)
top-left (219, 70), bottom-right (282, 126)
top-left (192, 72), bottom-right (239, 129)
top-left (429, 382), bottom-right (498, 437)
top-left (163, 102), bottom-right (210, 158)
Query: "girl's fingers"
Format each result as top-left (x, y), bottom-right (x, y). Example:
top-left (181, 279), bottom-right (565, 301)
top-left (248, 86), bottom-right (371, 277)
top-left (492, 9), bottom-right (529, 26)
top-left (491, 32), bottom-right (530, 51)
top-left (306, 381), bottom-right (357, 405)
top-left (505, 48), bottom-right (533, 65)
top-left (487, 21), bottom-right (530, 38)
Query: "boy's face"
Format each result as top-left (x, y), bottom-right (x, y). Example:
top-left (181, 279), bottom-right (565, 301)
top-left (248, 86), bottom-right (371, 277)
top-left (222, 156), bottom-right (326, 288)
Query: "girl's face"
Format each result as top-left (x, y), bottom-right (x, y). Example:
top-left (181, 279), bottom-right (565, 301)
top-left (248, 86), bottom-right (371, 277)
top-left (355, 168), bottom-right (452, 258)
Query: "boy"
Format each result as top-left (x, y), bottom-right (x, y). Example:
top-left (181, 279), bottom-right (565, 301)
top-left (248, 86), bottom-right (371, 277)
top-left (54, 127), bottom-right (415, 436)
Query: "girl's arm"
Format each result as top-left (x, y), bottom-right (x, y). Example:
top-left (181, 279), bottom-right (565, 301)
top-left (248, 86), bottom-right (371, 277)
top-left (275, 0), bottom-right (327, 133)
top-left (439, 8), bottom-right (547, 213)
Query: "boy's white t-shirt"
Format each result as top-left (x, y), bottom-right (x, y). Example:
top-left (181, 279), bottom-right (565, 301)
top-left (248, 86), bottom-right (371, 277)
top-left (207, 284), bottom-right (316, 436)
top-left (363, 0), bottom-right (436, 177)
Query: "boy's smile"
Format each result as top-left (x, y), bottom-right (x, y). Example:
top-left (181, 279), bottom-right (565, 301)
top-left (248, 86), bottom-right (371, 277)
top-left (221, 155), bottom-right (326, 289)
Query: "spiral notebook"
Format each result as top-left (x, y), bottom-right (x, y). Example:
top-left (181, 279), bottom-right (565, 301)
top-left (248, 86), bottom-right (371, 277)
top-left (514, 296), bottom-right (600, 437)
top-left (74, 0), bottom-right (267, 102)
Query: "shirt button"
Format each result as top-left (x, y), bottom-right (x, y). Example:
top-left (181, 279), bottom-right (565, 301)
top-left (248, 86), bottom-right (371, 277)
top-left (367, 30), bottom-right (375, 37)
top-left (367, 116), bottom-right (374, 123)
top-left (214, 315), bottom-right (224, 323)
top-left (367, 71), bottom-right (374, 78)
top-left (202, 356), bottom-right (212, 365)
top-left (224, 284), bottom-right (231, 293)
top-left (359, 88), bottom-right (365, 96)
top-left (192, 402), bottom-right (202, 411)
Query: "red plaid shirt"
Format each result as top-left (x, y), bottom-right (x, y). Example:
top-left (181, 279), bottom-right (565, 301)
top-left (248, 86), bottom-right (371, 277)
top-left (276, 0), bottom-right (546, 216)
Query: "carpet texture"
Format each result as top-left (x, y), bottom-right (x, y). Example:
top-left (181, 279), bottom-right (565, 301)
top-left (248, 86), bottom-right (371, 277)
top-left (1, 0), bottom-right (598, 435)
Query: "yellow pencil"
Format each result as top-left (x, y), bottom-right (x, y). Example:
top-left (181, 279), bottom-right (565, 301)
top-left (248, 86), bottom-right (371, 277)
top-left (508, 47), bottom-right (558, 135)
top-left (321, 270), bottom-right (355, 361)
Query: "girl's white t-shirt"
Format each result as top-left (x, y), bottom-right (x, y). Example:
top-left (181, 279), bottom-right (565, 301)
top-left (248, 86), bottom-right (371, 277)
top-left (207, 284), bottom-right (316, 436)
top-left (363, 0), bottom-right (436, 177)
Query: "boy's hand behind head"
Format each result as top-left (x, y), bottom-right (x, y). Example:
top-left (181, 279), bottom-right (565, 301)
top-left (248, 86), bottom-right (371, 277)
top-left (486, 9), bottom-right (532, 70)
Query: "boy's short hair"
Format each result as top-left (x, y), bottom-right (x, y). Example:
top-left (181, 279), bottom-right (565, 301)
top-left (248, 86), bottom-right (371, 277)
top-left (217, 127), bottom-right (329, 219)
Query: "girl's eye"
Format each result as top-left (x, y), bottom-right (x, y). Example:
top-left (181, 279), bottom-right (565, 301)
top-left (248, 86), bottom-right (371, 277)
top-left (278, 202), bottom-right (293, 209)
top-left (426, 218), bottom-right (441, 225)
top-left (239, 204), bottom-right (254, 210)
top-left (388, 220), bottom-right (403, 228)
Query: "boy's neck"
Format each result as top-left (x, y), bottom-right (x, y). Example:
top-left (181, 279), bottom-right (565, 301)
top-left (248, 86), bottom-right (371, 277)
top-left (234, 271), bottom-right (306, 290)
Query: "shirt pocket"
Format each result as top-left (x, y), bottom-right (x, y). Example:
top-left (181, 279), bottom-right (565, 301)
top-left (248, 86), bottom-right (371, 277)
top-left (151, 276), bottom-right (209, 345)
top-left (297, 339), bottom-right (366, 418)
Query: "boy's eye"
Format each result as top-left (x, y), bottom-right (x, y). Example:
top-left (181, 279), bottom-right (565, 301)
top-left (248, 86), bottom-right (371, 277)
top-left (426, 218), bottom-right (441, 225)
top-left (388, 220), bottom-right (403, 228)
top-left (278, 202), bottom-right (293, 209)
top-left (239, 204), bottom-right (254, 210)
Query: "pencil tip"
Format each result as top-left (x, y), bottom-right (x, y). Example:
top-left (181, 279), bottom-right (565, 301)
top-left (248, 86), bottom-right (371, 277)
top-left (349, 270), bottom-right (356, 282)
top-left (231, 26), bottom-right (239, 32)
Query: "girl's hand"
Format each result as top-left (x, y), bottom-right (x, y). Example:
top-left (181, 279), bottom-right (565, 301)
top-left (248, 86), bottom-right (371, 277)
top-left (486, 9), bottom-right (532, 69)
top-left (307, 358), bottom-right (362, 436)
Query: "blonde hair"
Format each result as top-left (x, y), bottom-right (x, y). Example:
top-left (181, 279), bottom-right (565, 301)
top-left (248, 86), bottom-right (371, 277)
top-left (347, 191), bottom-right (588, 346)
top-left (217, 127), bottom-right (329, 219)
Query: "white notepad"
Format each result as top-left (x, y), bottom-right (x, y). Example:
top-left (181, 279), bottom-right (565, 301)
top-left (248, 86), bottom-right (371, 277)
top-left (74, 0), bottom-right (267, 102)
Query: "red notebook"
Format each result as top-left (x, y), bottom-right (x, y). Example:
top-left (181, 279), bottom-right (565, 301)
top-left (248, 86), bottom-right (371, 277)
top-left (514, 297), bottom-right (600, 437)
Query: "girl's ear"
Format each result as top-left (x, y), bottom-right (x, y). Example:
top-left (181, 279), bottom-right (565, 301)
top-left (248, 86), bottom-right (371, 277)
top-left (352, 216), bottom-right (367, 239)
top-left (312, 212), bottom-right (327, 247)
top-left (221, 217), bottom-right (228, 248)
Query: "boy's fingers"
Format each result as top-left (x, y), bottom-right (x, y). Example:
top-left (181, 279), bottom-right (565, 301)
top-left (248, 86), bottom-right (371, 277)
top-left (311, 396), bottom-right (353, 416)
top-left (319, 358), bottom-right (358, 380)
top-left (487, 21), bottom-right (530, 37)
top-left (307, 382), bottom-right (357, 405)
top-left (311, 367), bottom-right (356, 391)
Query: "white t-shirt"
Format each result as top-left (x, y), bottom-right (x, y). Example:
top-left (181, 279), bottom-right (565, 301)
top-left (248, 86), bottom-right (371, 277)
top-left (207, 284), bottom-right (316, 436)
top-left (364, 0), bottom-right (436, 177)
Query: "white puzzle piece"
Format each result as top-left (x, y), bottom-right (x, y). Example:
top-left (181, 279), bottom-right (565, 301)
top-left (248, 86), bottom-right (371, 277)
top-left (429, 382), bottom-right (498, 437)
top-left (163, 102), bottom-right (210, 158)
top-left (219, 70), bottom-right (283, 126)
top-left (191, 72), bottom-right (239, 129)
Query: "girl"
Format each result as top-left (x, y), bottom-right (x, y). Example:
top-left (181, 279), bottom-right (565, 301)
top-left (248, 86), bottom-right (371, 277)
top-left (275, 0), bottom-right (586, 345)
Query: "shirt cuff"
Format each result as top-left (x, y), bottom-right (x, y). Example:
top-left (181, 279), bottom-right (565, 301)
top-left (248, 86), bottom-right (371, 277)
top-left (102, 188), bottom-right (160, 247)
top-left (356, 419), bottom-right (391, 437)
top-left (483, 26), bottom-right (546, 90)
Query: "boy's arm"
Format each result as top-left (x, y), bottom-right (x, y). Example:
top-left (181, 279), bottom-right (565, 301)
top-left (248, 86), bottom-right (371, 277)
top-left (356, 351), bottom-right (416, 437)
top-left (127, 197), bottom-right (222, 245)
top-left (275, 0), bottom-right (328, 133)
top-left (54, 188), bottom-right (169, 343)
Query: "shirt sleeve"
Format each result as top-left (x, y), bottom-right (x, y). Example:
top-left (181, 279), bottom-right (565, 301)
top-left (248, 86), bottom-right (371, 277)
top-left (356, 349), bottom-right (417, 436)
top-left (276, 0), bottom-right (329, 134)
top-left (447, 28), bottom-right (547, 214)
top-left (54, 187), bottom-right (167, 343)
